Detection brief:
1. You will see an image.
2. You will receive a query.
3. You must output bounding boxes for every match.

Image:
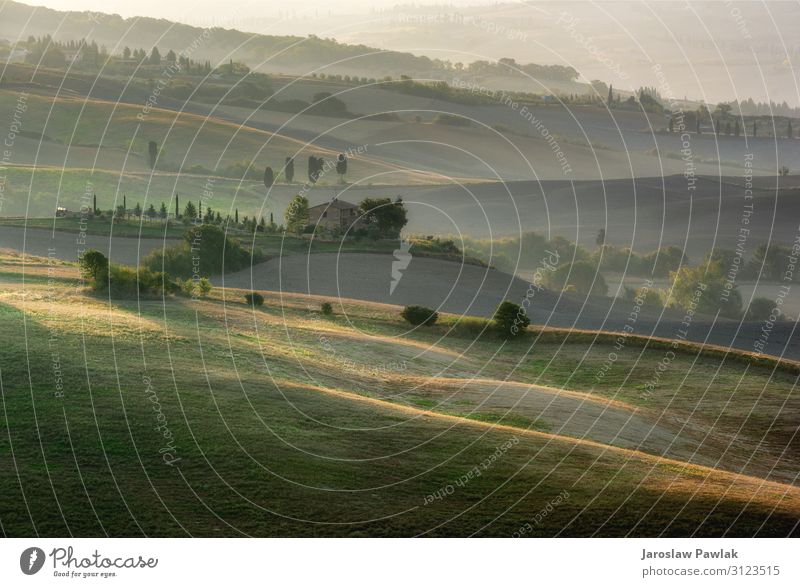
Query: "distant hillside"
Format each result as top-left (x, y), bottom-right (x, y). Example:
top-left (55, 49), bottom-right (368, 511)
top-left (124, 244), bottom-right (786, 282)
top-left (0, 1), bottom-right (577, 85)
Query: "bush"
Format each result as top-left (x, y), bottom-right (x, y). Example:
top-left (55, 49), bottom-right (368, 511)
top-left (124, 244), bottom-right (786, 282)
top-left (320, 301), bottom-right (333, 315)
top-left (179, 278), bottom-right (196, 297)
top-left (493, 301), bottom-right (530, 338)
top-left (143, 224), bottom-right (263, 278)
top-left (245, 292), bottom-right (264, 307)
top-left (401, 305), bottom-right (438, 326)
top-left (175, 277), bottom-right (211, 298)
top-left (197, 277), bottom-right (212, 297)
top-left (745, 297), bottom-right (778, 321)
top-left (79, 251), bottom-right (178, 298)
top-left (103, 265), bottom-right (175, 297)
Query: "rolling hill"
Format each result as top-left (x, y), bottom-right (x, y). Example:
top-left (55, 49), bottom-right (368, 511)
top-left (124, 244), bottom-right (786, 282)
top-left (0, 252), bottom-right (798, 536)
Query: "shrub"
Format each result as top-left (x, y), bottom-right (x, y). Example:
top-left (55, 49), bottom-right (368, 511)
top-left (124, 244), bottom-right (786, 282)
top-left (179, 278), bottom-right (196, 297)
top-left (320, 301), bottom-right (333, 315)
top-left (493, 301), bottom-right (530, 338)
top-left (197, 277), bottom-right (212, 297)
top-left (245, 292), bottom-right (264, 307)
top-left (745, 297), bottom-right (779, 321)
top-left (401, 305), bottom-right (438, 326)
top-left (103, 265), bottom-right (174, 297)
top-left (143, 224), bottom-right (262, 278)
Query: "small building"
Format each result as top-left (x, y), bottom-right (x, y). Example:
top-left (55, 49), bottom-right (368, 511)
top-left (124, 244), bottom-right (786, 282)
top-left (308, 199), bottom-right (363, 232)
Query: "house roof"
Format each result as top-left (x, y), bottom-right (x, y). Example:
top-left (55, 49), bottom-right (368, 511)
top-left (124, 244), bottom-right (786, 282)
top-left (309, 199), bottom-right (358, 211)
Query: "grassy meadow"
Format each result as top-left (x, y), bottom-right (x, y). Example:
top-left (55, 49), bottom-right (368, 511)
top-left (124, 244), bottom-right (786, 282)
top-left (0, 253), bottom-right (798, 537)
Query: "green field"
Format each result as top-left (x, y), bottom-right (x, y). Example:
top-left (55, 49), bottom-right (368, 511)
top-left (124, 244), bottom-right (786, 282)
top-left (0, 254), bottom-right (798, 537)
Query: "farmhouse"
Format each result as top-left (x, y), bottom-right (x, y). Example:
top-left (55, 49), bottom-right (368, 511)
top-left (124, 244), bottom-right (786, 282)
top-left (308, 199), bottom-right (364, 231)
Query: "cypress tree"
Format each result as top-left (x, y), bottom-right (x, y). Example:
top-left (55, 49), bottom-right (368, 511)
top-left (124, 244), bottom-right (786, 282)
top-left (285, 156), bottom-right (295, 183)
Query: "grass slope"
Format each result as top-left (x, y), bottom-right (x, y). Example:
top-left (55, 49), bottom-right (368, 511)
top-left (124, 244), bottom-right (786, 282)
top-left (0, 254), bottom-right (798, 536)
